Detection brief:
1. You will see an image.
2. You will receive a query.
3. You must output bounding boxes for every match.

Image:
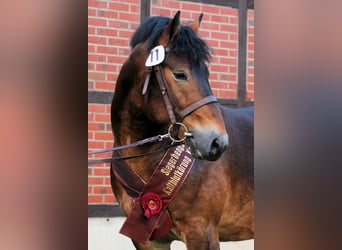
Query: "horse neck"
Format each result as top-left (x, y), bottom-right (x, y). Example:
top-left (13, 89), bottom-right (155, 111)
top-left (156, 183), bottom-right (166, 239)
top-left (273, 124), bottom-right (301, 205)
top-left (112, 90), bottom-right (166, 181)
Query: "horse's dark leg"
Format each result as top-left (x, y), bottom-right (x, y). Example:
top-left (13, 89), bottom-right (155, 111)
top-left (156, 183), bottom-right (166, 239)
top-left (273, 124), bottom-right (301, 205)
top-left (182, 220), bottom-right (220, 250)
top-left (132, 240), bottom-right (171, 250)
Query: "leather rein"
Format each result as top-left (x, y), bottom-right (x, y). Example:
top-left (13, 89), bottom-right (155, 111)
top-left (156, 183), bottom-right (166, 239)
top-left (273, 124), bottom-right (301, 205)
top-left (88, 48), bottom-right (217, 164)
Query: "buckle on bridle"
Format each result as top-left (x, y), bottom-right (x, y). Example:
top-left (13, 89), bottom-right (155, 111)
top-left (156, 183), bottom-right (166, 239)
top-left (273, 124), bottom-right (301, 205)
top-left (168, 122), bottom-right (192, 143)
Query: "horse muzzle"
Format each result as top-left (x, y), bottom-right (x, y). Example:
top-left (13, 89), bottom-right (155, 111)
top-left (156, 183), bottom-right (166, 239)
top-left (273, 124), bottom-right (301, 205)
top-left (186, 129), bottom-right (228, 161)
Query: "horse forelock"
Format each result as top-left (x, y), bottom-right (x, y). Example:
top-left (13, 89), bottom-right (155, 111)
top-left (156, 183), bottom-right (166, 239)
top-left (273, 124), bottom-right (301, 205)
top-left (130, 16), bottom-right (211, 68)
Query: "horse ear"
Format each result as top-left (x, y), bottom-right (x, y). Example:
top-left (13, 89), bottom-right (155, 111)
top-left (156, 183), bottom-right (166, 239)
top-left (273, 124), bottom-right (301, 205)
top-left (159, 11), bottom-right (181, 47)
top-left (189, 13), bottom-right (203, 33)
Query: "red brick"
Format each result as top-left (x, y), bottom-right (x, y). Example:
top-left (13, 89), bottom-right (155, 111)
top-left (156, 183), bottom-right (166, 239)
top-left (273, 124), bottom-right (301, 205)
top-left (93, 168), bottom-right (109, 176)
top-left (89, 104), bottom-right (106, 113)
top-left (247, 84), bottom-right (254, 91)
top-left (211, 82), bottom-right (227, 89)
top-left (88, 72), bottom-right (106, 81)
top-left (158, 8), bottom-right (171, 17)
top-left (88, 195), bottom-right (103, 203)
top-left (95, 114), bottom-right (111, 122)
top-left (88, 18), bottom-right (107, 27)
top-left (248, 44), bottom-right (254, 51)
top-left (88, 27), bottom-right (96, 35)
top-left (229, 34), bottom-right (238, 41)
top-left (210, 56), bottom-right (219, 64)
top-left (89, 177), bottom-right (104, 185)
top-left (94, 186), bottom-right (112, 194)
top-left (227, 74), bottom-right (237, 82)
top-left (106, 73), bottom-right (118, 81)
top-left (159, 1), bottom-right (180, 9)
top-left (220, 24), bottom-right (238, 33)
top-left (88, 63), bottom-right (95, 70)
top-left (229, 16), bottom-right (238, 24)
top-left (88, 80), bottom-right (95, 89)
top-left (108, 38), bottom-right (129, 47)
top-left (202, 5), bottom-right (219, 14)
top-left (88, 132), bottom-right (93, 139)
top-left (212, 89), bottom-right (219, 97)
top-left (191, 12), bottom-right (204, 20)
top-left (97, 28), bottom-right (117, 37)
top-left (201, 22), bottom-right (219, 31)
top-left (229, 50), bottom-right (237, 57)
top-left (97, 46), bottom-right (117, 55)
top-left (105, 177), bottom-right (111, 185)
top-left (206, 39), bottom-right (219, 48)
top-left (211, 15), bottom-right (229, 23)
top-left (88, 8), bottom-right (96, 17)
top-left (119, 12), bottom-right (139, 22)
top-left (199, 30), bottom-right (210, 38)
top-left (118, 48), bottom-right (130, 56)
top-left (99, 10), bottom-right (118, 19)
top-left (96, 63), bottom-right (116, 72)
top-left (118, 30), bottom-right (133, 39)
top-left (248, 76), bottom-right (254, 83)
top-left (88, 54), bottom-right (106, 62)
top-left (248, 10), bottom-right (254, 18)
top-left (247, 92), bottom-right (254, 100)
top-left (88, 0), bottom-right (107, 8)
top-left (219, 89), bottom-right (236, 98)
top-left (228, 66), bottom-right (237, 73)
top-left (220, 57), bottom-right (237, 65)
top-left (228, 83), bottom-right (237, 90)
top-left (208, 73), bottom-right (218, 81)
top-left (88, 45), bottom-right (95, 53)
top-left (220, 41), bottom-right (237, 50)
top-left (248, 27), bottom-right (254, 35)
top-left (104, 195), bottom-right (115, 203)
top-left (130, 4), bottom-right (139, 13)
top-left (108, 55), bottom-right (126, 64)
top-left (89, 36), bottom-right (107, 45)
top-left (105, 142), bottom-right (115, 149)
top-left (248, 68), bottom-right (254, 75)
top-left (95, 82), bottom-right (115, 90)
top-left (248, 36), bottom-right (254, 43)
top-left (108, 20), bottom-right (129, 29)
top-left (220, 8), bottom-right (237, 16)
top-left (88, 122), bottom-right (100, 131)
top-left (212, 48), bottom-right (228, 57)
top-left (109, 2), bottom-right (129, 11)
top-left (210, 64), bottom-right (228, 73)
top-left (88, 141), bottom-right (105, 149)
top-left (116, 0), bottom-right (138, 4)
top-left (95, 132), bottom-right (113, 140)
top-left (181, 2), bottom-right (201, 12)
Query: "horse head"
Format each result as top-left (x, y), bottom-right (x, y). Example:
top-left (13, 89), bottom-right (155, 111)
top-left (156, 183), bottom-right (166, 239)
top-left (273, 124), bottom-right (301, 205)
top-left (116, 11), bottom-right (228, 161)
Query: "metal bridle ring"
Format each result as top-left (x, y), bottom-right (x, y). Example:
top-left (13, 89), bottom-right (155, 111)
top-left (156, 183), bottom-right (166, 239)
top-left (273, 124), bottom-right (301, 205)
top-left (168, 122), bottom-right (192, 142)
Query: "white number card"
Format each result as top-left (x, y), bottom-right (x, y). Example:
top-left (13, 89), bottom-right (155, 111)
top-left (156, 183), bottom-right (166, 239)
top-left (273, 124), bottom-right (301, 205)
top-left (145, 45), bottom-right (165, 67)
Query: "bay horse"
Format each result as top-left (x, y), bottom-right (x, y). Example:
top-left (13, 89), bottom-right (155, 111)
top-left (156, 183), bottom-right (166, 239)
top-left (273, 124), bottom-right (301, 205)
top-left (110, 11), bottom-right (254, 250)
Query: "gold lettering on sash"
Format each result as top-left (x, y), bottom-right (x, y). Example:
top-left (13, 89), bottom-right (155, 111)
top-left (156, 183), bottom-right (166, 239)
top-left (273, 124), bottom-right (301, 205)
top-left (162, 151), bottom-right (193, 195)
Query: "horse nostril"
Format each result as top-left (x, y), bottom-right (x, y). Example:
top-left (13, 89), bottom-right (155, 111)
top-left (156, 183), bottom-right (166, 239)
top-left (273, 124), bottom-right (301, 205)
top-left (210, 138), bottom-right (221, 155)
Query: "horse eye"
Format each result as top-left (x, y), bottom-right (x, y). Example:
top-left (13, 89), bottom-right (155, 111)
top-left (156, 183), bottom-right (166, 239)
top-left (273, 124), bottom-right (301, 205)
top-left (172, 71), bottom-right (188, 81)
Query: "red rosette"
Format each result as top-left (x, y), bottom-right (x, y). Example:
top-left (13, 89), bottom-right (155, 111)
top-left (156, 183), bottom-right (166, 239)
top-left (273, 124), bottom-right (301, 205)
top-left (141, 192), bottom-right (163, 219)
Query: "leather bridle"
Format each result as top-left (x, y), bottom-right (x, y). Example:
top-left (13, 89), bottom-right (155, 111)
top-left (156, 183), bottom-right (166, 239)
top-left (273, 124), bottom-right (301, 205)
top-left (88, 47), bottom-right (217, 164)
top-left (147, 64), bottom-right (218, 124)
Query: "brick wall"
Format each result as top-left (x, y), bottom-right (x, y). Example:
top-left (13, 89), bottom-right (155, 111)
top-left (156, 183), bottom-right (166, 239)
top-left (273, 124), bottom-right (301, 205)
top-left (88, 0), bottom-right (254, 204)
